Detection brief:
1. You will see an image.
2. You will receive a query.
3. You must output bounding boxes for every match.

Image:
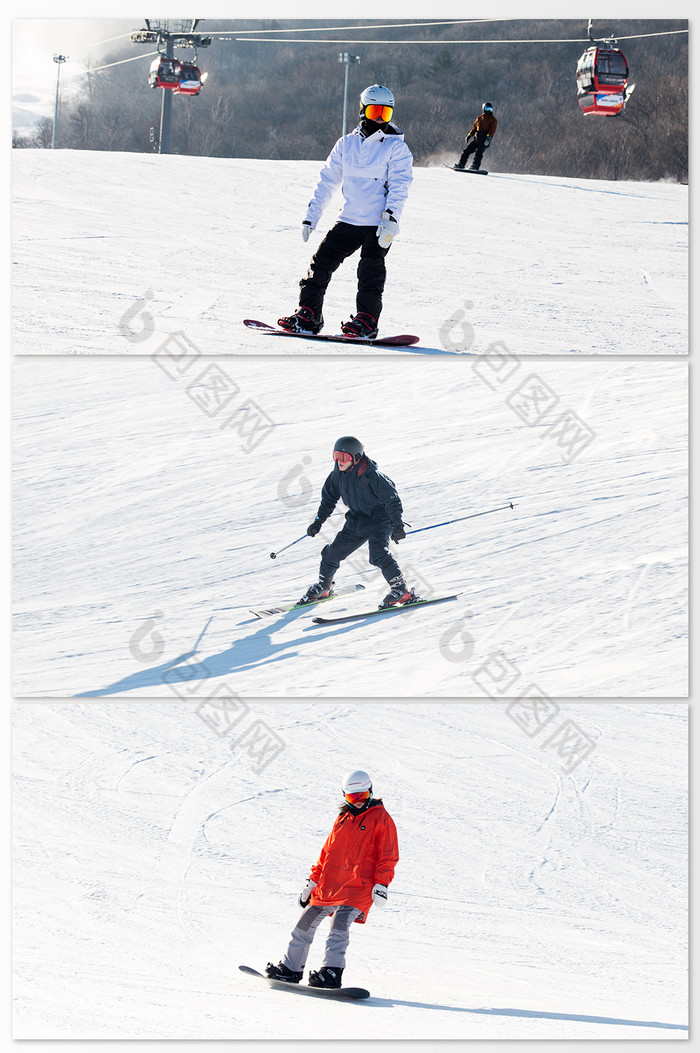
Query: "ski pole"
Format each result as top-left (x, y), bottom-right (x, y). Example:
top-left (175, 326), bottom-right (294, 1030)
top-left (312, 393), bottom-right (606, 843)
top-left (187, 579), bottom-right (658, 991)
top-left (270, 534), bottom-right (307, 560)
top-left (269, 512), bottom-right (345, 560)
top-left (405, 501), bottom-right (517, 537)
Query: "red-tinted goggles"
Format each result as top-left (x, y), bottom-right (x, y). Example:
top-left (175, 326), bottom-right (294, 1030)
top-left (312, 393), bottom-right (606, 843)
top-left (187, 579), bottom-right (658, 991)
top-left (364, 104), bottom-right (393, 123)
top-left (333, 450), bottom-right (354, 465)
top-left (345, 790), bottom-right (371, 805)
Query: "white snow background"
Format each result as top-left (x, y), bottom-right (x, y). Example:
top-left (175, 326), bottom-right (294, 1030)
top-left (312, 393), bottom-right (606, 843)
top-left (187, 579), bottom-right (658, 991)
top-left (13, 356), bottom-right (687, 698)
top-left (12, 701), bottom-right (687, 1040)
top-left (11, 150), bottom-right (687, 356)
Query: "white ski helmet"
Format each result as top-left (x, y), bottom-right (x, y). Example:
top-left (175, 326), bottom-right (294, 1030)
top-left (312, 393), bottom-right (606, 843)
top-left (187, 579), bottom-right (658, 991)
top-left (342, 769), bottom-right (373, 802)
top-left (360, 84), bottom-right (395, 109)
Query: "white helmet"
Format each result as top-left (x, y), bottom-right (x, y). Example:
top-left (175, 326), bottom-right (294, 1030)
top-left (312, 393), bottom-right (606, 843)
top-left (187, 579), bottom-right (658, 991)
top-left (342, 769), bottom-right (373, 803)
top-left (360, 84), bottom-right (395, 109)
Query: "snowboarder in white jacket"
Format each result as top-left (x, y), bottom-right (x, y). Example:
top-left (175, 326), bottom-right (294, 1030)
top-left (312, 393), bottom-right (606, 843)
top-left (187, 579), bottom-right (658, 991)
top-left (278, 85), bottom-right (413, 340)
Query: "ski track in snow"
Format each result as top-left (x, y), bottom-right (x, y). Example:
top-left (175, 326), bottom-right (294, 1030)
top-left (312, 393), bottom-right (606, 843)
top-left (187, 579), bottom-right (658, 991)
top-left (13, 357), bottom-right (687, 698)
top-left (12, 702), bottom-right (687, 1039)
top-left (12, 151), bottom-right (687, 356)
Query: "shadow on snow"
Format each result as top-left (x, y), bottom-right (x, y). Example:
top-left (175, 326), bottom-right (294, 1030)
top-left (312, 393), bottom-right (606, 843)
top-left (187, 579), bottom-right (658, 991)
top-left (76, 604), bottom-right (407, 697)
top-left (364, 998), bottom-right (686, 1030)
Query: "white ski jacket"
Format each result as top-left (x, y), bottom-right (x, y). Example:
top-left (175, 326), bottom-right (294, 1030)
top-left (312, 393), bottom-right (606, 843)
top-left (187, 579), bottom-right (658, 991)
top-left (304, 123), bottom-right (413, 233)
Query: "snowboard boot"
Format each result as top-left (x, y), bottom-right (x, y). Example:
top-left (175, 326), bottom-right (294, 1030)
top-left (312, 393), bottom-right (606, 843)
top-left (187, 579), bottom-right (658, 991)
top-left (298, 579), bottom-right (335, 605)
top-left (278, 306), bottom-right (323, 334)
top-left (265, 962), bottom-right (303, 984)
top-left (378, 576), bottom-right (417, 609)
top-left (308, 966), bottom-right (344, 989)
top-left (340, 312), bottom-right (378, 339)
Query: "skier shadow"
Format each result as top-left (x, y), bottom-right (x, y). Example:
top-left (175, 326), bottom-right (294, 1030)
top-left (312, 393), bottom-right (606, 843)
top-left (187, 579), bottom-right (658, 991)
top-left (76, 647), bottom-right (204, 697)
top-left (182, 607), bottom-right (394, 682)
top-left (76, 606), bottom-right (386, 696)
top-left (362, 1000), bottom-right (686, 1031)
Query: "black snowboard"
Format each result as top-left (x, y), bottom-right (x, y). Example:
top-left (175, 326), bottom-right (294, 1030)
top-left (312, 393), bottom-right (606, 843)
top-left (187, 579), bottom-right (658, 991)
top-left (239, 965), bottom-right (369, 1000)
top-left (444, 164), bottom-right (488, 175)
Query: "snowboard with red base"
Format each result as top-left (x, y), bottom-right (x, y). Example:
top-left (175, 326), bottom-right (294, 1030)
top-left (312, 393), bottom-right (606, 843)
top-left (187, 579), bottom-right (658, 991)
top-left (244, 319), bottom-right (419, 348)
top-left (239, 965), bottom-right (370, 1000)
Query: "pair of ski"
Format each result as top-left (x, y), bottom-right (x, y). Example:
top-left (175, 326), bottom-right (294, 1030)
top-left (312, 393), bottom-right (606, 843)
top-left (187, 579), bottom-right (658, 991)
top-left (240, 965), bottom-right (369, 1000)
top-left (251, 582), bottom-right (459, 624)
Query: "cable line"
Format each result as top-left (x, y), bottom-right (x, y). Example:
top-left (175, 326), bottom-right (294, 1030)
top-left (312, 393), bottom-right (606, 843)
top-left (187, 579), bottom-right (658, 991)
top-left (68, 32), bottom-right (133, 52)
top-left (214, 19), bottom-right (510, 35)
top-left (235, 29), bottom-right (688, 45)
top-left (86, 51), bottom-right (158, 73)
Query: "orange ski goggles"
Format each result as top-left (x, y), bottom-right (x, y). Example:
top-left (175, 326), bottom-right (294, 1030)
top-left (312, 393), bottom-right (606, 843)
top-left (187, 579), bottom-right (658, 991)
top-left (364, 104), bottom-right (393, 123)
top-left (345, 790), bottom-right (371, 806)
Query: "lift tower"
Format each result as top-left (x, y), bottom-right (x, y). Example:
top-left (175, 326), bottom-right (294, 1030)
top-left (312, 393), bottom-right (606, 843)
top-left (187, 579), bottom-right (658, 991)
top-left (131, 19), bottom-right (212, 153)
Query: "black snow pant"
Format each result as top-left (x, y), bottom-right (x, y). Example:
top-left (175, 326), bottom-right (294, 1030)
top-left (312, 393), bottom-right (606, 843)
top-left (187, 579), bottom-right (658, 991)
top-left (299, 221), bottom-right (390, 323)
top-left (458, 132), bottom-right (489, 170)
top-left (319, 515), bottom-right (402, 585)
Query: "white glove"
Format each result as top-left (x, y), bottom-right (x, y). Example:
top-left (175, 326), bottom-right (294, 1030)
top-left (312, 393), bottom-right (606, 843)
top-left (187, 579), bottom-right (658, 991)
top-left (302, 221), bottom-right (313, 242)
top-left (376, 210), bottom-right (397, 249)
top-left (371, 883), bottom-right (388, 906)
top-left (299, 878), bottom-right (316, 907)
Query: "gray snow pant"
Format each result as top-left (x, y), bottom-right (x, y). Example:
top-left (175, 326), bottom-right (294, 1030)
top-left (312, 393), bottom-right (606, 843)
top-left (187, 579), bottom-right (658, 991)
top-left (282, 904), bottom-right (362, 972)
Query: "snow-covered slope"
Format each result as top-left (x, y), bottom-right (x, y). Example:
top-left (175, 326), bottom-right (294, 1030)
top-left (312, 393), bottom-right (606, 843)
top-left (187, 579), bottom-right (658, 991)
top-left (13, 701), bottom-right (687, 1039)
top-left (13, 356), bottom-right (687, 698)
top-left (12, 150), bottom-right (687, 356)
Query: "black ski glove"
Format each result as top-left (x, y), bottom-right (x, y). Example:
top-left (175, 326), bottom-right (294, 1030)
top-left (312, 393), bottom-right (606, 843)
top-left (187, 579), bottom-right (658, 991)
top-left (307, 518), bottom-right (323, 537)
top-left (391, 521), bottom-right (406, 543)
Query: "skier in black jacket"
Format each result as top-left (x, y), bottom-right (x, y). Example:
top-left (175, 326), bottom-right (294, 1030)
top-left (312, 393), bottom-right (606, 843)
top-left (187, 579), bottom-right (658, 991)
top-left (300, 436), bottom-right (416, 608)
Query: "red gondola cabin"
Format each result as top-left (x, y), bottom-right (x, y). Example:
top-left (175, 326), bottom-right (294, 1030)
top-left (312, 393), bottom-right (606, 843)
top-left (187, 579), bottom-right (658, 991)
top-left (176, 62), bottom-right (202, 96)
top-left (576, 45), bottom-right (629, 116)
top-left (148, 57), bottom-right (183, 90)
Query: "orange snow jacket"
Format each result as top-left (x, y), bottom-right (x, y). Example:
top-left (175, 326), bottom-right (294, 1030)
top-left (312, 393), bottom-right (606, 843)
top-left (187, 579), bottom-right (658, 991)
top-left (467, 112), bottom-right (498, 140)
top-left (309, 800), bottom-right (399, 923)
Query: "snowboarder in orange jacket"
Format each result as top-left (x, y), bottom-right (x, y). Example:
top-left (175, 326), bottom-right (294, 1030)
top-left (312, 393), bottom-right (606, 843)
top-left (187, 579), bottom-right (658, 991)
top-left (266, 770), bottom-right (399, 989)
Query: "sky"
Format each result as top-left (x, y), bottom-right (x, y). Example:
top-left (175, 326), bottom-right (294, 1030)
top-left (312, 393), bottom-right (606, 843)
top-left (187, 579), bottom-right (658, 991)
top-left (12, 19), bottom-right (148, 125)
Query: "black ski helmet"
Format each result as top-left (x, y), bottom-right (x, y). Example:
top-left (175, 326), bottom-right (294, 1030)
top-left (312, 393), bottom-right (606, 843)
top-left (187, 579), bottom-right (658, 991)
top-left (333, 435), bottom-right (364, 466)
top-left (482, 102), bottom-right (493, 113)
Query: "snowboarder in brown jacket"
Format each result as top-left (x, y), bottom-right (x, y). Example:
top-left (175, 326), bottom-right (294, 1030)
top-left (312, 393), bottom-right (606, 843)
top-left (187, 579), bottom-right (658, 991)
top-left (455, 102), bottom-right (497, 171)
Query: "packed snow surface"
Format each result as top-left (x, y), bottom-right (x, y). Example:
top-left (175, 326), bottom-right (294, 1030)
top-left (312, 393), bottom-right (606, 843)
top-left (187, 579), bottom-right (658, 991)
top-left (13, 701), bottom-right (687, 1039)
top-left (12, 150), bottom-right (687, 355)
top-left (13, 356), bottom-right (687, 698)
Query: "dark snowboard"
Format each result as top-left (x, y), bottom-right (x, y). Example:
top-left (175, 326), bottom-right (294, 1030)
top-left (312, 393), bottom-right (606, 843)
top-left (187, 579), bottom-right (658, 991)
top-left (444, 164), bottom-right (489, 175)
top-left (244, 319), bottom-right (419, 348)
top-left (239, 965), bottom-right (369, 1000)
